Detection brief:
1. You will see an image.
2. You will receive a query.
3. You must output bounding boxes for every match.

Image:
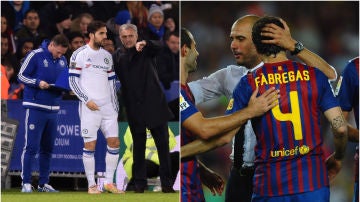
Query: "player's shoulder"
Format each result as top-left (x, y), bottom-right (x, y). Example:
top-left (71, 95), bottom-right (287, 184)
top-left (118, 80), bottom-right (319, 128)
top-left (101, 48), bottom-right (113, 58)
top-left (34, 47), bottom-right (44, 54)
top-left (225, 64), bottom-right (247, 72)
top-left (289, 60), bottom-right (316, 72)
top-left (71, 45), bottom-right (88, 60)
top-left (77, 45), bottom-right (89, 53)
top-left (348, 57), bottom-right (359, 64)
top-left (344, 57), bottom-right (359, 71)
top-left (215, 65), bottom-right (248, 77)
top-left (343, 58), bottom-right (359, 75)
top-left (27, 47), bottom-right (43, 59)
top-left (292, 61), bottom-right (324, 76)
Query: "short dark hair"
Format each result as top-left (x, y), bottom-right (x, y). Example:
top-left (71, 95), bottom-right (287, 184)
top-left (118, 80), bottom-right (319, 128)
top-left (51, 34), bottom-right (69, 48)
top-left (24, 9), bottom-right (39, 19)
top-left (66, 31), bottom-right (84, 43)
top-left (16, 38), bottom-right (34, 49)
top-left (181, 28), bottom-right (192, 48)
top-left (252, 16), bottom-right (285, 56)
top-left (87, 20), bottom-right (106, 35)
top-left (164, 30), bottom-right (179, 41)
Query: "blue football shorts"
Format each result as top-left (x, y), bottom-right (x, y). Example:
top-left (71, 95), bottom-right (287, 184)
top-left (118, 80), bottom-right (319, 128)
top-left (251, 187), bottom-right (330, 202)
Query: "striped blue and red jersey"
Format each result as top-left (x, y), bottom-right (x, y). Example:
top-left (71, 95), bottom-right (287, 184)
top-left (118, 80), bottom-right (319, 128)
top-left (335, 57), bottom-right (359, 128)
top-left (335, 57), bottom-right (359, 183)
top-left (180, 84), bottom-right (205, 202)
top-left (226, 60), bottom-right (339, 196)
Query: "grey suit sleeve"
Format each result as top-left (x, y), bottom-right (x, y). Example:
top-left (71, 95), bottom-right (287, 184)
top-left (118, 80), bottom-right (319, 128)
top-left (188, 68), bottom-right (228, 105)
top-left (188, 65), bottom-right (248, 105)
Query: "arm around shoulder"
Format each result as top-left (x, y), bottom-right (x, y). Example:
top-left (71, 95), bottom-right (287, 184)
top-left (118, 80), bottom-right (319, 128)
top-left (181, 128), bottom-right (237, 158)
top-left (182, 108), bottom-right (251, 140)
top-left (296, 48), bottom-right (337, 80)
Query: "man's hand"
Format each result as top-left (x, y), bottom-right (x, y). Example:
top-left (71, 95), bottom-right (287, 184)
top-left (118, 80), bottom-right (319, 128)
top-left (39, 80), bottom-right (50, 89)
top-left (135, 40), bottom-right (146, 52)
top-left (260, 18), bottom-right (297, 51)
top-left (325, 152), bottom-right (342, 183)
top-left (248, 87), bottom-right (279, 117)
top-left (86, 100), bottom-right (99, 111)
top-left (199, 163), bottom-right (225, 196)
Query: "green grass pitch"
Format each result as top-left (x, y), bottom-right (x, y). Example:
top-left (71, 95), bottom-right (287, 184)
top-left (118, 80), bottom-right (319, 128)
top-left (1, 189), bottom-right (179, 202)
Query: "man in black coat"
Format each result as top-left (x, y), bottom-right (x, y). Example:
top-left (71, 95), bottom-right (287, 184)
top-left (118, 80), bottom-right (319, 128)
top-left (113, 23), bottom-right (175, 193)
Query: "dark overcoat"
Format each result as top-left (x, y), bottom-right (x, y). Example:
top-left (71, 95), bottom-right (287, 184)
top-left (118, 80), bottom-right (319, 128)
top-left (113, 40), bottom-right (173, 133)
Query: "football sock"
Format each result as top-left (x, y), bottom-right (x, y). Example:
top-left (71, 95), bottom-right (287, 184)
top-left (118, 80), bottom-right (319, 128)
top-left (83, 149), bottom-right (96, 187)
top-left (104, 146), bottom-right (120, 184)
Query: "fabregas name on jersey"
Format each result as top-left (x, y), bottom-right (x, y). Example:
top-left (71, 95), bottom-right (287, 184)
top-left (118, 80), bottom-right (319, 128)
top-left (254, 69), bottom-right (310, 87)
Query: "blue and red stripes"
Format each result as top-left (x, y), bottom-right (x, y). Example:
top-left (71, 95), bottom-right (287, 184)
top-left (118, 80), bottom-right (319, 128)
top-left (241, 61), bottom-right (335, 196)
top-left (180, 84), bottom-right (205, 202)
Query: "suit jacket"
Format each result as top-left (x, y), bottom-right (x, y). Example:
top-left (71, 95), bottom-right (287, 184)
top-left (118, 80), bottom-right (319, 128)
top-left (113, 40), bottom-right (173, 133)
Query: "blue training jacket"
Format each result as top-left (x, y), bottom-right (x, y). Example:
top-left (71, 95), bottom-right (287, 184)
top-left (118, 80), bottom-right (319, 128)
top-left (18, 40), bottom-right (68, 112)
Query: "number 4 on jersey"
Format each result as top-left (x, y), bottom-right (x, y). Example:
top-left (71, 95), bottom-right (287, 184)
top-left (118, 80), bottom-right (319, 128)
top-left (271, 91), bottom-right (303, 140)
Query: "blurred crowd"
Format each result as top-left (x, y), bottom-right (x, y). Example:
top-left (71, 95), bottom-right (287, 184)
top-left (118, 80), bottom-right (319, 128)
top-left (1, 1), bottom-right (179, 121)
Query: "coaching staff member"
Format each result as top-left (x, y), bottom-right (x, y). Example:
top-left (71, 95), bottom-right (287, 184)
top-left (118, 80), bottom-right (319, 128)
top-left (113, 23), bottom-right (175, 193)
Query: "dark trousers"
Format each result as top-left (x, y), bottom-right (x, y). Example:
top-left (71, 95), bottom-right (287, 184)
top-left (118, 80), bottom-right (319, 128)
top-left (127, 151), bottom-right (179, 191)
top-left (131, 123), bottom-right (173, 189)
top-left (145, 151), bottom-right (179, 179)
top-left (225, 167), bottom-right (254, 202)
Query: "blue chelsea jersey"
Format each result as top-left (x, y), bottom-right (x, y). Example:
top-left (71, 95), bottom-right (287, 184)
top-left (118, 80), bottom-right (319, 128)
top-left (18, 40), bottom-right (68, 111)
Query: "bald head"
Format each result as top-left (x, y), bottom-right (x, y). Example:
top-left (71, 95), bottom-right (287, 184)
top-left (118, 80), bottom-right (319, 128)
top-left (231, 15), bottom-right (260, 30)
top-left (229, 15), bottom-right (261, 68)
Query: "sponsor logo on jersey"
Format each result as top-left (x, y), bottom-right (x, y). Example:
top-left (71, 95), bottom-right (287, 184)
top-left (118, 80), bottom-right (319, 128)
top-left (29, 124), bottom-right (35, 130)
top-left (82, 129), bottom-right (88, 134)
top-left (270, 145), bottom-right (310, 158)
top-left (227, 98), bottom-right (234, 110)
top-left (92, 64), bottom-right (109, 70)
top-left (104, 58), bottom-right (109, 64)
top-left (179, 93), bottom-right (190, 111)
